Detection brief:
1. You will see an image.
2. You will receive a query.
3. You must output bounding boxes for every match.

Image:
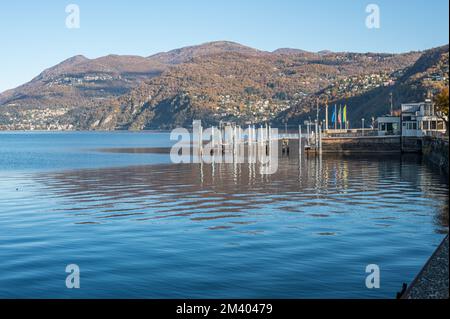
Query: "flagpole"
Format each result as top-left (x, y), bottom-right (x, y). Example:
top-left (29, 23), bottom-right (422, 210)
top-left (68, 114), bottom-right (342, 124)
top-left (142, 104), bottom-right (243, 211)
top-left (334, 105), bottom-right (337, 130)
top-left (344, 105), bottom-right (347, 130)
top-left (316, 98), bottom-right (319, 127)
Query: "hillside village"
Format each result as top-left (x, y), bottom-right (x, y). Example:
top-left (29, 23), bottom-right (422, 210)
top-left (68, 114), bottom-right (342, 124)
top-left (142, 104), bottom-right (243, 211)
top-left (0, 42), bottom-right (448, 131)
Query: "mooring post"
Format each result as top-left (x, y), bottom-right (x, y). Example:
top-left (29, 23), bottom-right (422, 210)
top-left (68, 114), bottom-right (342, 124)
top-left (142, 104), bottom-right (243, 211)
top-left (236, 125), bottom-right (241, 160)
top-left (315, 120), bottom-right (318, 152)
top-left (260, 125), bottom-right (264, 147)
top-left (223, 126), bottom-right (226, 155)
top-left (319, 126), bottom-right (323, 154)
top-left (299, 125), bottom-right (302, 159)
top-left (307, 122), bottom-right (310, 146)
top-left (212, 126), bottom-right (215, 151)
top-left (233, 124), bottom-right (236, 156)
top-left (264, 123), bottom-right (268, 145)
top-left (193, 120), bottom-right (203, 159)
top-left (252, 125), bottom-right (255, 145)
top-left (200, 123), bottom-right (203, 156)
top-left (248, 124), bottom-right (253, 161)
top-left (219, 126), bottom-right (222, 153)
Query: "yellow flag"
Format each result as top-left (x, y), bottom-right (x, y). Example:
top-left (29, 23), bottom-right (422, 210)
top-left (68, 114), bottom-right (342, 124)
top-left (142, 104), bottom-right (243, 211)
top-left (343, 105), bottom-right (347, 123)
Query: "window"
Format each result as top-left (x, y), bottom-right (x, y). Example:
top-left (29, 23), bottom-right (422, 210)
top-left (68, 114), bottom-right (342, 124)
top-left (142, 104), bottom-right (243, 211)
top-left (431, 121), bottom-right (437, 130)
top-left (438, 121), bottom-right (444, 130)
top-left (405, 122), bottom-right (417, 130)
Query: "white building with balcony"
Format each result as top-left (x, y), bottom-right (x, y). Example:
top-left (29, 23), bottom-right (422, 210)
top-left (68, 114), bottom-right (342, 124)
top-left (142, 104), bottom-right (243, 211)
top-left (401, 100), bottom-right (446, 137)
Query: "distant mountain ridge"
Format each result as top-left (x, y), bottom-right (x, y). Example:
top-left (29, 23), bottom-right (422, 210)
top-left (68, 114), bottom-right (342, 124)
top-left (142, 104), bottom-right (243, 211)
top-left (148, 41), bottom-right (267, 64)
top-left (0, 41), bottom-right (447, 130)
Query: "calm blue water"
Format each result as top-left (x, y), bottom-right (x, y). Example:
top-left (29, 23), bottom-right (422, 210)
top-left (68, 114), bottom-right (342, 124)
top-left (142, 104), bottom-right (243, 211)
top-left (0, 132), bottom-right (448, 298)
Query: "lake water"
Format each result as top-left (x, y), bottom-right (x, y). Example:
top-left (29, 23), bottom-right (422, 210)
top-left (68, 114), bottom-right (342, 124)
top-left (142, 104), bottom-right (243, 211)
top-left (0, 132), bottom-right (448, 298)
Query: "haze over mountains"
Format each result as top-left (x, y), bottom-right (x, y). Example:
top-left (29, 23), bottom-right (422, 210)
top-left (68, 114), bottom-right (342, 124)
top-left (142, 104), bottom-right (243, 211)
top-left (0, 41), bottom-right (448, 130)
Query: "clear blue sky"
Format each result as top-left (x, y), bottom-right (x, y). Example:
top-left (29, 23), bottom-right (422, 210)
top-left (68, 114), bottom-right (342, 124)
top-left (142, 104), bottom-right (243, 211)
top-left (0, 0), bottom-right (448, 93)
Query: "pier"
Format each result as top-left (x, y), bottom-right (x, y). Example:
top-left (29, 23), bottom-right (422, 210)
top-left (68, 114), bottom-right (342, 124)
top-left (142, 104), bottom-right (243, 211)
top-left (190, 120), bottom-right (412, 160)
top-left (191, 120), bottom-right (326, 160)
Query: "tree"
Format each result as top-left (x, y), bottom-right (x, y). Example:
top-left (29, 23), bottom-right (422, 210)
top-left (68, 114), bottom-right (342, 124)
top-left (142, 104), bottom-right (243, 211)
top-left (434, 87), bottom-right (449, 134)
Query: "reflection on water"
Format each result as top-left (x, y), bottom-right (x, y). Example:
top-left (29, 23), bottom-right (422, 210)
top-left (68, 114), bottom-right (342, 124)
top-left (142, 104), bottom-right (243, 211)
top-left (435, 202), bottom-right (449, 233)
top-left (0, 149), bottom-right (448, 298)
top-left (34, 155), bottom-right (448, 233)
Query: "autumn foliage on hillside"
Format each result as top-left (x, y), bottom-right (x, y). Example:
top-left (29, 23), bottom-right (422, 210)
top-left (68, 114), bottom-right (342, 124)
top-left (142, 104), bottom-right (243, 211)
top-left (1, 42), bottom-right (448, 130)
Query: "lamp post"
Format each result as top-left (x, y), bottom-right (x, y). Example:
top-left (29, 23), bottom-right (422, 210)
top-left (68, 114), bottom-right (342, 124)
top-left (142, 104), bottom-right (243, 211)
top-left (362, 118), bottom-right (365, 136)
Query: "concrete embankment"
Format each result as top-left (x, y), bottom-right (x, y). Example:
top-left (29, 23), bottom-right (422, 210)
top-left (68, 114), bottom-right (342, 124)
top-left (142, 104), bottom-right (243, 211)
top-left (320, 136), bottom-right (401, 153)
top-left (317, 136), bottom-right (448, 168)
top-left (422, 136), bottom-right (449, 175)
top-left (402, 136), bottom-right (448, 299)
top-left (403, 236), bottom-right (449, 299)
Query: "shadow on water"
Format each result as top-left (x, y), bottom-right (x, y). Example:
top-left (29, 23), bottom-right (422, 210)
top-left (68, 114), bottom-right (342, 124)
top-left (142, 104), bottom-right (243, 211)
top-left (435, 200), bottom-right (449, 234)
top-left (94, 147), bottom-right (172, 154)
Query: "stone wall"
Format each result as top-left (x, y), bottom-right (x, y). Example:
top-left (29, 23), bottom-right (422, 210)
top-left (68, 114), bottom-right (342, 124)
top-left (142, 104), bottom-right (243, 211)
top-left (422, 137), bottom-right (449, 175)
top-left (321, 136), bottom-right (401, 153)
top-left (402, 137), bottom-right (423, 153)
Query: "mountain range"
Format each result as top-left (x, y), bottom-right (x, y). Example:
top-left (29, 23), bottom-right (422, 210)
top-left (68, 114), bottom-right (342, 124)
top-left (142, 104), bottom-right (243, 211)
top-left (0, 41), bottom-right (448, 130)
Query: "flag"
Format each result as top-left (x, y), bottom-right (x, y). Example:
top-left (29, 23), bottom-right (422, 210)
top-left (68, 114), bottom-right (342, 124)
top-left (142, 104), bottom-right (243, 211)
top-left (338, 105), bottom-right (342, 125)
top-left (331, 105), bottom-right (336, 124)
top-left (343, 105), bottom-right (347, 124)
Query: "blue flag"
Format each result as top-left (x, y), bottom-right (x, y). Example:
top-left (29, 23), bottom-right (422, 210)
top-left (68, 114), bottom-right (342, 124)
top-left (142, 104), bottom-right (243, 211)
top-left (331, 105), bottom-right (336, 124)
